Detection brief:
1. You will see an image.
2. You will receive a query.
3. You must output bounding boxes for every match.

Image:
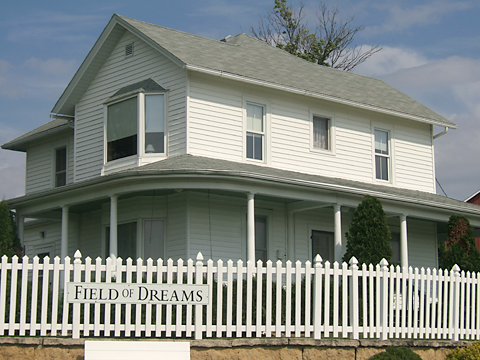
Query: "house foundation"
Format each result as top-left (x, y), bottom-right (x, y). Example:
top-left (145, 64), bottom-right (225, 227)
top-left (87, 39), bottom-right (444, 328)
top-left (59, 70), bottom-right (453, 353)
top-left (0, 337), bottom-right (468, 360)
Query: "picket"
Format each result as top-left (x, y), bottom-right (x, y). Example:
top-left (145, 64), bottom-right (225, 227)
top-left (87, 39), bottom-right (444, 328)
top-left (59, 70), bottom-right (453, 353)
top-left (0, 252), bottom-right (479, 341)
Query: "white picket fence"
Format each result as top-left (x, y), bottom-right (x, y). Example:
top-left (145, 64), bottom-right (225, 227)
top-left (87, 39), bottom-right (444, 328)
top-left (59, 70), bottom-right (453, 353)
top-left (0, 250), bottom-right (479, 341)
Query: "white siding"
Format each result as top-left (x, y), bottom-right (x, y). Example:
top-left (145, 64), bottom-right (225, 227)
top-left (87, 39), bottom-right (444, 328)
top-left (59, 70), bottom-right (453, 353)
top-left (25, 134), bottom-right (74, 194)
top-left (187, 73), bottom-right (435, 193)
top-left (75, 31), bottom-right (187, 182)
top-left (23, 218), bottom-right (78, 259)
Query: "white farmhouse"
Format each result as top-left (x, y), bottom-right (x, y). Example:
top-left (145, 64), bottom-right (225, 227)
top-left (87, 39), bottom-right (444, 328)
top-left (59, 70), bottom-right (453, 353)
top-left (3, 14), bottom-right (479, 269)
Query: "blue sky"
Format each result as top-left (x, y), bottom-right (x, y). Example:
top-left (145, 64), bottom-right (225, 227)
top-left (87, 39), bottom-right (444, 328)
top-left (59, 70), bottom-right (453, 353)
top-left (1, 0), bottom-right (480, 201)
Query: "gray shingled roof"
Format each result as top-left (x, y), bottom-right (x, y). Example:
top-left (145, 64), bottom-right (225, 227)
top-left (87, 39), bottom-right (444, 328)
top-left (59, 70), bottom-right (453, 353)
top-left (110, 78), bottom-right (166, 98)
top-left (117, 15), bottom-right (454, 128)
top-left (51, 14), bottom-right (455, 128)
top-left (1, 119), bottom-right (72, 152)
top-left (124, 154), bottom-right (478, 213)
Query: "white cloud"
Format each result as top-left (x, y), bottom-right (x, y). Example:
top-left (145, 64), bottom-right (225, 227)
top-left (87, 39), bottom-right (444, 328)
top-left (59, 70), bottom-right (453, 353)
top-left (0, 57), bottom-right (76, 100)
top-left (354, 46), bottom-right (428, 77)
top-left (365, 1), bottom-right (472, 35)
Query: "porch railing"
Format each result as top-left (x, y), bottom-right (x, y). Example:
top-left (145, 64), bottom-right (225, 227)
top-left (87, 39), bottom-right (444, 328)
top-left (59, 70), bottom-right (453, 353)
top-left (0, 251), bottom-right (478, 341)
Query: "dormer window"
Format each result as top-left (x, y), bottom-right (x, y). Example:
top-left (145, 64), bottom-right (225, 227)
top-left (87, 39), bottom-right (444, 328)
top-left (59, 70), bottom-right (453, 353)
top-left (104, 79), bottom-right (166, 166)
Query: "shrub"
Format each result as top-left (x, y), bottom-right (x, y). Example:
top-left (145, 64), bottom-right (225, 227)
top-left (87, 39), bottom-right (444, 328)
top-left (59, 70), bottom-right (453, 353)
top-left (343, 195), bottom-right (392, 266)
top-left (446, 341), bottom-right (480, 360)
top-left (438, 215), bottom-right (480, 273)
top-left (369, 347), bottom-right (422, 359)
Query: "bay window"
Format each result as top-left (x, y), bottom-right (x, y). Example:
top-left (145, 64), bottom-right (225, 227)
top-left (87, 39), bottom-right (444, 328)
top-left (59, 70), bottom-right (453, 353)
top-left (105, 79), bottom-right (166, 164)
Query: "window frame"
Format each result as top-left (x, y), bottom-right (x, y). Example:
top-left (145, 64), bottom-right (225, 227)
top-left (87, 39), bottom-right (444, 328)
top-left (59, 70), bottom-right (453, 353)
top-left (103, 90), bottom-right (167, 173)
top-left (373, 126), bottom-right (394, 183)
top-left (310, 111), bottom-right (335, 153)
top-left (244, 98), bottom-right (270, 164)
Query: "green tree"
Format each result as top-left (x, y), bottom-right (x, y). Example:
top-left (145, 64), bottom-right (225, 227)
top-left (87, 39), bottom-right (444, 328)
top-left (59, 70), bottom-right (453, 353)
top-left (343, 195), bottom-right (392, 265)
top-left (0, 200), bottom-right (21, 258)
top-left (251, 0), bottom-right (381, 71)
top-left (438, 215), bottom-right (480, 273)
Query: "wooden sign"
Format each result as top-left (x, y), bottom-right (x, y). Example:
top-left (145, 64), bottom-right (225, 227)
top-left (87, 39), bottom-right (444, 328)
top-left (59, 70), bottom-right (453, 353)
top-left (67, 283), bottom-right (209, 305)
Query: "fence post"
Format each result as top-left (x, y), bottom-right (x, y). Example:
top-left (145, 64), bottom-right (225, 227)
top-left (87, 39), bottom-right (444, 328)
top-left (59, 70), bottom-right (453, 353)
top-left (195, 252), bottom-right (204, 340)
top-left (349, 257), bottom-right (359, 339)
top-left (72, 250), bottom-right (82, 339)
top-left (452, 264), bottom-right (461, 341)
top-left (0, 255), bottom-right (8, 336)
top-left (313, 254), bottom-right (323, 339)
top-left (380, 259), bottom-right (389, 340)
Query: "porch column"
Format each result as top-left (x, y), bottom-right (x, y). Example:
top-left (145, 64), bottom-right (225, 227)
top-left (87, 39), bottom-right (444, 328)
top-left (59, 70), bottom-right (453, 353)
top-left (61, 205), bottom-right (69, 260)
top-left (110, 194), bottom-right (118, 260)
top-left (334, 204), bottom-right (343, 264)
top-left (287, 212), bottom-right (295, 261)
top-left (400, 214), bottom-right (408, 268)
top-left (247, 193), bottom-right (255, 264)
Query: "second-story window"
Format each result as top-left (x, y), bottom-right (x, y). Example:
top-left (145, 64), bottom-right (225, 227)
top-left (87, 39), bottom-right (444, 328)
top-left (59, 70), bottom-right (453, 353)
top-left (375, 129), bottom-right (390, 181)
top-left (246, 103), bottom-right (265, 161)
top-left (106, 93), bottom-right (165, 162)
top-left (55, 147), bottom-right (67, 187)
top-left (312, 116), bottom-right (330, 150)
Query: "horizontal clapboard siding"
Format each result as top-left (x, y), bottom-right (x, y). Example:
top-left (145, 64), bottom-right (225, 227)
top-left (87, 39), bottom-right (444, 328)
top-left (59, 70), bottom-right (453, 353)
top-left (25, 134), bottom-right (74, 194)
top-left (187, 74), bottom-right (435, 192)
top-left (407, 218), bottom-right (437, 269)
top-left (75, 31), bottom-right (187, 182)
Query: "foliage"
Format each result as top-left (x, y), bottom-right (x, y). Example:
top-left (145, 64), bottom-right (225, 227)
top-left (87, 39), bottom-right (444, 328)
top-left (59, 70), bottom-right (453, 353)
top-left (251, 0), bottom-right (381, 71)
top-left (369, 347), bottom-right (422, 359)
top-left (438, 215), bottom-right (480, 273)
top-left (0, 200), bottom-right (21, 258)
top-left (446, 341), bottom-right (480, 360)
top-left (343, 195), bottom-right (392, 266)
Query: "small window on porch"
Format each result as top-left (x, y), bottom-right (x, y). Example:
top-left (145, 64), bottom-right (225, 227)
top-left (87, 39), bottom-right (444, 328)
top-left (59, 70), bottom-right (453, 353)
top-left (390, 232), bottom-right (400, 265)
top-left (144, 220), bottom-right (165, 261)
top-left (255, 215), bottom-right (268, 263)
top-left (311, 230), bottom-right (334, 262)
top-left (55, 147), bottom-right (67, 187)
top-left (105, 222), bottom-right (137, 260)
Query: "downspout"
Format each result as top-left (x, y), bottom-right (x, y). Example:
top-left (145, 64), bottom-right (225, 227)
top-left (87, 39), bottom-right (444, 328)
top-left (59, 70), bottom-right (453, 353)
top-left (433, 126), bottom-right (448, 139)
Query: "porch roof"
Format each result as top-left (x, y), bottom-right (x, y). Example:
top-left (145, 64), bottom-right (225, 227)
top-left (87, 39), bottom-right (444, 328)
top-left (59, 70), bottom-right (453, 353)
top-left (8, 154), bottom-right (480, 220)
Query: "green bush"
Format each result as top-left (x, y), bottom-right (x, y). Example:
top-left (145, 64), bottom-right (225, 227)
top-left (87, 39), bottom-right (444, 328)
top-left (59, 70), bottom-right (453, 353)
top-left (446, 341), bottom-right (480, 360)
top-left (369, 347), bottom-right (422, 359)
top-left (438, 215), bottom-right (480, 273)
top-left (343, 195), bottom-right (392, 266)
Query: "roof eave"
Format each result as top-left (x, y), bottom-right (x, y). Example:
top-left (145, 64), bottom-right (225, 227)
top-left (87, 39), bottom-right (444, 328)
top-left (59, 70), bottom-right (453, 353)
top-left (1, 122), bottom-right (73, 152)
top-left (185, 64), bottom-right (457, 129)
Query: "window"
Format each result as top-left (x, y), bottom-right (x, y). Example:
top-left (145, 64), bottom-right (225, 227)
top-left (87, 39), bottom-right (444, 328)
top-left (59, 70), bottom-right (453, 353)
top-left (106, 79), bottom-right (166, 164)
top-left (390, 232), bottom-right (400, 265)
top-left (246, 103), bottom-right (265, 161)
top-left (255, 215), bottom-right (268, 262)
top-left (312, 116), bottom-right (329, 150)
top-left (55, 147), bottom-right (67, 187)
top-left (106, 222), bottom-right (137, 260)
top-left (107, 94), bottom-right (165, 162)
top-left (144, 220), bottom-right (165, 260)
top-left (106, 220), bottom-right (165, 261)
top-left (375, 129), bottom-right (390, 181)
top-left (311, 230), bottom-right (334, 262)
